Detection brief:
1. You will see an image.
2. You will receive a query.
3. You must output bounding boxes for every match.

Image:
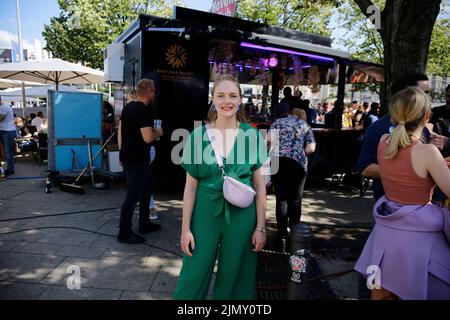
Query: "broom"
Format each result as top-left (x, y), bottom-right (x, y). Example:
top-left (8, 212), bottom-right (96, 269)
top-left (60, 132), bottom-right (116, 194)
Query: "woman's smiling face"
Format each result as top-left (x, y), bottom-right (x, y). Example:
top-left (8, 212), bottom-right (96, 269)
top-left (213, 80), bottom-right (242, 119)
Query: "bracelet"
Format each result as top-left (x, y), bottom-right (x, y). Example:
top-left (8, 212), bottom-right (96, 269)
top-left (255, 226), bottom-right (266, 233)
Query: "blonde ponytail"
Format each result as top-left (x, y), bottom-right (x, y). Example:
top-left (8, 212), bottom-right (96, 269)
top-left (384, 123), bottom-right (412, 159)
top-left (383, 86), bottom-right (431, 159)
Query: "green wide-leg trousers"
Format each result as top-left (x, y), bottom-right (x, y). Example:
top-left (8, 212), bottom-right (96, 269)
top-left (173, 202), bottom-right (257, 300)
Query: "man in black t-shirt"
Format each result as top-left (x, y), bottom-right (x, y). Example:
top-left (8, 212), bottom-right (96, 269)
top-left (117, 79), bottom-right (163, 244)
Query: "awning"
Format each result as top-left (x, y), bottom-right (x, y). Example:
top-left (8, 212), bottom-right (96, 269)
top-left (249, 33), bottom-right (351, 60)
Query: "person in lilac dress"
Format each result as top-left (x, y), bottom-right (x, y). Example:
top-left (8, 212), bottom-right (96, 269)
top-left (355, 87), bottom-right (450, 300)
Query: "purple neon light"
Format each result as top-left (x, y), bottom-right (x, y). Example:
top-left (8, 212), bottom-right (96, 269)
top-left (240, 42), bottom-right (335, 62)
top-left (209, 61), bottom-right (311, 70)
top-left (289, 65), bottom-right (311, 69)
top-left (268, 57), bottom-right (278, 67)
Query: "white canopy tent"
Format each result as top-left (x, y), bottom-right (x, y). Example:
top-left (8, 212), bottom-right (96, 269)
top-left (0, 79), bottom-right (44, 89)
top-left (0, 84), bottom-right (82, 98)
top-left (0, 58), bottom-right (104, 117)
top-left (0, 85), bottom-right (84, 112)
top-left (0, 58), bottom-right (104, 89)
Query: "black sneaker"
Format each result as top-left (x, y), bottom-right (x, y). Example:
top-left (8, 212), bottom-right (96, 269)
top-left (4, 170), bottom-right (14, 176)
top-left (117, 231), bottom-right (146, 244)
top-left (138, 222), bottom-right (162, 234)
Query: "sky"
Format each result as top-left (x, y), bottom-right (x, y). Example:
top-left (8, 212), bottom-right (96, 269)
top-left (0, 0), bottom-right (212, 51)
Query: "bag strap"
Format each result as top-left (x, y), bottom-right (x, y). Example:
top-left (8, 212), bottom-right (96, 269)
top-left (205, 124), bottom-right (227, 177)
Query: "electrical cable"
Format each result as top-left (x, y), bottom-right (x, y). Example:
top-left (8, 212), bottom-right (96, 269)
top-left (0, 207), bottom-right (121, 222)
top-left (4, 176), bottom-right (46, 180)
top-left (307, 268), bottom-right (355, 283)
top-left (0, 207), bottom-right (183, 256)
top-left (0, 226), bottom-right (182, 258)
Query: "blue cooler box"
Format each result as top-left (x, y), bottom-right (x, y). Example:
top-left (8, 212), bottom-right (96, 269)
top-left (47, 91), bottom-right (103, 175)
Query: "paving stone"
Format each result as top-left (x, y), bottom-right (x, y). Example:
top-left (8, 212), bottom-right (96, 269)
top-left (145, 223), bottom-right (181, 241)
top-left (148, 250), bottom-right (182, 294)
top-left (11, 242), bottom-right (62, 255)
top-left (23, 214), bottom-right (109, 231)
top-left (0, 281), bottom-right (49, 299)
top-left (91, 235), bottom-right (150, 252)
top-left (0, 188), bottom-right (28, 200)
top-left (315, 254), bottom-right (360, 300)
top-left (99, 246), bottom-right (153, 260)
top-left (0, 203), bottom-right (50, 219)
top-left (0, 240), bottom-right (20, 252)
top-left (41, 256), bottom-right (159, 291)
top-left (37, 230), bottom-right (100, 247)
top-left (39, 202), bottom-right (88, 214)
top-left (0, 219), bottom-right (37, 231)
top-left (0, 252), bottom-right (65, 283)
top-left (55, 245), bottom-right (107, 259)
top-left (0, 228), bottom-right (50, 242)
top-left (95, 219), bottom-right (120, 235)
top-left (38, 285), bottom-right (122, 300)
top-left (9, 191), bottom-right (79, 203)
top-left (120, 291), bottom-right (173, 300)
top-left (151, 239), bottom-right (183, 256)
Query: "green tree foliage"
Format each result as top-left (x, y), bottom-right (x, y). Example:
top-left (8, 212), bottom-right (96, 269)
top-left (236, 0), bottom-right (335, 37)
top-left (333, 0), bottom-right (385, 64)
top-left (334, 0), bottom-right (450, 76)
top-left (43, 0), bottom-right (184, 69)
top-left (428, 18), bottom-right (450, 76)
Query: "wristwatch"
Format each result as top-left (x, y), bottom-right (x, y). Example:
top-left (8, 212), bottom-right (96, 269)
top-left (255, 226), bottom-right (266, 233)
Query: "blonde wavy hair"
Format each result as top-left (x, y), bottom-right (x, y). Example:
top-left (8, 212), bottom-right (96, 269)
top-left (384, 86), bottom-right (431, 159)
top-left (207, 74), bottom-right (247, 123)
top-left (136, 79), bottom-right (155, 97)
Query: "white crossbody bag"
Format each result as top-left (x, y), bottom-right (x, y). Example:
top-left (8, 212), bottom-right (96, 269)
top-left (205, 124), bottom-right (256, 208)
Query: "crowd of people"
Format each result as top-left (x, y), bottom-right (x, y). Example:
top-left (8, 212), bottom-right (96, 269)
top-left (269, 86), bottom-right (383, 131)
top-left (341, 100), bottom-right (381, 129)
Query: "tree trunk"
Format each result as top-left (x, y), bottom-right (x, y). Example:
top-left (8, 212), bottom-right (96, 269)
top-left (354, 0), bottom-right (441, 113)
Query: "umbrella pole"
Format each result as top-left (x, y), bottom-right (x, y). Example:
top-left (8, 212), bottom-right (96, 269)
top-left (21, 81), bottom-right (26, 118)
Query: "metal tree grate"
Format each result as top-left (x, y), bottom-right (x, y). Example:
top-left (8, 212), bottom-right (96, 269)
top-left (256, 249), bottom-right (337, 300)
top-left (256, 249), bottom-right (289, 300)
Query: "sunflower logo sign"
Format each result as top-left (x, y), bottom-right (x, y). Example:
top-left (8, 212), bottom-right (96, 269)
top-left (165, 44), bottom-right (188, 69)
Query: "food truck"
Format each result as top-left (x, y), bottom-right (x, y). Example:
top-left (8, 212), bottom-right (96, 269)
top-left (105, 7), bottom-right (383, 190)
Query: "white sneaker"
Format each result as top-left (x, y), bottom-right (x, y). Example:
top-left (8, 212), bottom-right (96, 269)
top-left (149, 211), bottom-right (159, 220)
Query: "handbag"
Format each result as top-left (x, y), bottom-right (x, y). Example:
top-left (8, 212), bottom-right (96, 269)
top-left (206, 124), bottom-right (256, 208)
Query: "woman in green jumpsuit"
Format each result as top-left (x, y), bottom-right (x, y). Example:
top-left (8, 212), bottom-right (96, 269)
top-left (173, 74), bottom-right (268, 300)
